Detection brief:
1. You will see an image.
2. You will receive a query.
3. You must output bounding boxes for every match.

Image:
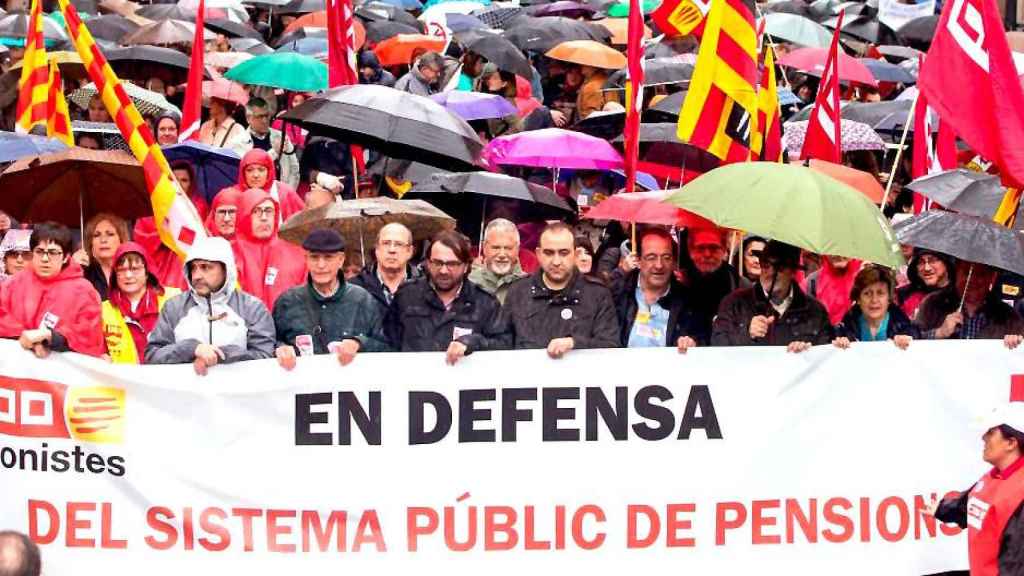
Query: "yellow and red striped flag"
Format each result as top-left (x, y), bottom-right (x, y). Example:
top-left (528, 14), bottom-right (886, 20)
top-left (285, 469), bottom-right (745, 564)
top-left (751, 46), bottom-right (782, 162)
top-left (15, 0), bottom-right (50, 134)
top-left (676, 0), bottom-right (759, 163)
top-left (45, 60), bottom-right (73, 146)
top-left (55, 0), bottom-right (206, 259)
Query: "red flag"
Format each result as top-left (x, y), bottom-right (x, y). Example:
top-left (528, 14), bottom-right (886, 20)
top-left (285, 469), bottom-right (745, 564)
top-left (328, 0), bottom-right (358, 87)
top-left (178, 0), bottom-right (204, 142)
top-left (911, 88), bottom-right (956, 213)
top-left (918, 0), bottom-right (1024, 188)
top-left (801, 11), bottom-right (843, 163)
top-left (623, 0), bottom-right (645, 193)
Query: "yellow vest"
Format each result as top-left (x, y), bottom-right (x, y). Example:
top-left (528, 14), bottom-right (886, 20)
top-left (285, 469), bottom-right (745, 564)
top-left (101, 288), bottom-right (180, 364)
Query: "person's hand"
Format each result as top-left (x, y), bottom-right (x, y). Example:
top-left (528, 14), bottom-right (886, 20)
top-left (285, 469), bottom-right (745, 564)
top-left (276, 345), bottom-right (297, 370)
top-left (832, 336), bottom-right (851, 349)
top-left (749, 315), bottom-right (775, 340)
top-left (316, 171), bottom-right (343, 193)
top-left (18, 328), bottom-right (50, 350)
top-left (920, 495), bottom-right (941, 519)
top-left (550, 109), bottom-right (567, 127)
top-left (194, 344), bottom-right (224, 367)
top-left (676, 336), bottom-right (697, 354)
top-left (787, 341), bottom-right (812, 353)
top-left (71, 248), bottom-right (90, 267)
top-left (1005, 334), bottom-right (1024, 350)
top-left (935, 311), bottom-right (963, 339)
top-left (335, 339), bottom-right (360, 366)
top-left (893, 335), bottom-right (913, 350)
top-left (446, 341), bottom-right (468, 365)
top-left (547, 337), bottom-right (574, 359)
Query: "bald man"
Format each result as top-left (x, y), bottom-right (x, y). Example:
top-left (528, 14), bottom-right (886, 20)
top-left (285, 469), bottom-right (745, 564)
top-left (0, 531), bottom-right (41, 576)
top-left (350, 222), bottom-right (422, 312)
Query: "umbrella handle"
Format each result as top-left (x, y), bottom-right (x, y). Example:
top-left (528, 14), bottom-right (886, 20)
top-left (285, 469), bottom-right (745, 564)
top-left (958, 262), bottom-right (974, 313)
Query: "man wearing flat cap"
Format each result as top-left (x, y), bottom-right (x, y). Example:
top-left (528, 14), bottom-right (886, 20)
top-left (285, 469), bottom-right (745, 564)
top-left (272, 229), bottom-right (389, 370)
top-left (711, 240), bottom-right (832, 352)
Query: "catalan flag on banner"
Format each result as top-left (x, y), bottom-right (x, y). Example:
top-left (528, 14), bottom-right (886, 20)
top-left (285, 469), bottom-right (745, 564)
top-left (15, 0), bottom-right (50, 134)
top-left (45, 60), bottom-right (73, 146)
top-left (751, 46), bottom-right (782, 162)
top-left (55, 0), bottom-right (207, 259)
top-left (676, 0), bottom-right (759, 163)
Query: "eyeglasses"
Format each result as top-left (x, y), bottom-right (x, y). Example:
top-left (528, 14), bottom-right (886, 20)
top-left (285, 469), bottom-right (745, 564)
top-left (115, 265), bottom-right (145, 276)
top-left (917, 255), bottom-right (943, 268)
top-left (379, 240), bottom-right (410, 249)
top-left (32, 248), bottom-right (63, 259)
top-left (215, 208), bottom-right (237, 218)
top-left (252, 207), bottom-right (276, 217)
top-left (5, 250), bottom-right (29, 261)
top-left (428, 259), bottom-right (464, 270)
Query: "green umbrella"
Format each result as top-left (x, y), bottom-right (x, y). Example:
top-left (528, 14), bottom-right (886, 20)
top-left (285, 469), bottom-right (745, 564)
top-left (764, 12), bottom-right (833, 48)
top-left (664, 162), bottom-right (904, 268)
top-left (606, 0), bottom-right (660, 17)
top-left (223, 52), bottom-right (328, 92)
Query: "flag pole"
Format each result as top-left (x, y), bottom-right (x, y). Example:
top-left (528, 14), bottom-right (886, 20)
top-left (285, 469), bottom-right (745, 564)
top-left (879, 91), bottom-right (919, 211)
top-left (754, 5), bottom-right (790, 87)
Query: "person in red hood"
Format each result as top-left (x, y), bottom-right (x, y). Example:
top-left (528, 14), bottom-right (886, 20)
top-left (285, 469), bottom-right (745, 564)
top-left (217, 149), bottom-right (304, 224)
top-left (803, 255), bottom-right (863, 325)
top-left (231, 187), bottom-right (307, 310)
top-left (0, 222), bottom-right (104, 358)
top-left (101, 242), bottom-right (182, 364)
top-left (206, 187), bottom-right (242, 239)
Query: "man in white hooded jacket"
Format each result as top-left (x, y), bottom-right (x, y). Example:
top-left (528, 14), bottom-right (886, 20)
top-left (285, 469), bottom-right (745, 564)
top-left (145, 236), bottom-right (275, 374)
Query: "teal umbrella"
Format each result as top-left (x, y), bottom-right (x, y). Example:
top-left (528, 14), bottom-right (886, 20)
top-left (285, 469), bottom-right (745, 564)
top-left (224, 52), bottom-right (327, 92)
top-left (606, 0), bottom-right (660, 17)
top-left (764, 12), bottom-right (833, 48)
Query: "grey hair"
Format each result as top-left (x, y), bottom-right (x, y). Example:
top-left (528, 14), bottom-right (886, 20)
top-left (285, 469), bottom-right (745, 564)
top-left (483, 218), bottom-right (520, 246)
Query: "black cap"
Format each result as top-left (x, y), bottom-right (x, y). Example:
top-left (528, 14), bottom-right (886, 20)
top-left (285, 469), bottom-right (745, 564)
top-left (754, 240), bottom-right (802, 270)
top-left (302, 229), bottom-right (346, 253)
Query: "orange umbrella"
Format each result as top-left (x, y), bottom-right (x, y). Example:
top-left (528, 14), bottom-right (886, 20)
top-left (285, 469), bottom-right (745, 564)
top-left (545, 39), bottom-right (627, 69)
top-left (374, 34), bottom-right (446, 66)
top-left (792, 159), bottom-right (885, 203)
top-left (597, 18), bottom-right (651, 45)
top-left (282, 11), bottom-right (366, 49)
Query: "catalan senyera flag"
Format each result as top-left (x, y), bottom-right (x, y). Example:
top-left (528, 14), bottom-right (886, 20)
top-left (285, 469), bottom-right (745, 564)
top-left (751, 45), bottom-right (782, 162)
top-left (677, 0), bottom-right (759, 163)
top-left (15, 0), bottom-right (50, 134)
top-left (45, 61), bottom-right (73, 146)
top-left (56, 0), bottom-right (206, 259)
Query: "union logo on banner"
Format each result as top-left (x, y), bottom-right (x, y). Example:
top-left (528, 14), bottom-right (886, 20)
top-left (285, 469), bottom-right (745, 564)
top-left (0, 376), bottom-right (125, 444)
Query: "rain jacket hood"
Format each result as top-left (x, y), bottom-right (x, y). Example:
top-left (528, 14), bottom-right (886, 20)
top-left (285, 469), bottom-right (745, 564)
top-left (184, 235), bottom-right (238, 304)
top-left (205, 187), bottom-right (243, 238)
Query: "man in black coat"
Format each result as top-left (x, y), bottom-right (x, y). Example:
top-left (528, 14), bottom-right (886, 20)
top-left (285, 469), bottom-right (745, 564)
top-left (384, 230), bottom-right (508, 364)
top-left (498, 222), bottom-right (620, 358)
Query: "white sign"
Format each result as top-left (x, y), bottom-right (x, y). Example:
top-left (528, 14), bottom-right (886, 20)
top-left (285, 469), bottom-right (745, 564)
top-left (879, 0), bottom-right (937, 32)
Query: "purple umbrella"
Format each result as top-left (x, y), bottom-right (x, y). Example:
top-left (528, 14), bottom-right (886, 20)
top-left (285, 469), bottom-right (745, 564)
top-left (484, 128), bottom-right (624, 170)
top-left (430, 91), bottom-right (517, 121)
top-left (533, 0), bottom-right (596, 18)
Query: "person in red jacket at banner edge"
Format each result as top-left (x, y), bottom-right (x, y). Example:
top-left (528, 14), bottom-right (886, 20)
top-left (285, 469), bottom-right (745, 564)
top-left (206, 187), bottom-right (243, 239)
top-left (929, 399), bottom-right (1024, 576)
top-left (0, 222), bottom-right (104, 358)
top-left (231, 187), bottom-right (307, 311)
top-left (218, 149), bottom-right (304, 224)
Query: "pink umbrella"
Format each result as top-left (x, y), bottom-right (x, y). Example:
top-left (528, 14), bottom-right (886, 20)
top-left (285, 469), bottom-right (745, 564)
top-left (202, 77), bottom-right (248, 106)
top-left (583, 190), bottom-right (717, 228)
top-left (778, 47), bottom-right (878, 87)
top-left (484, 128), bottom-right (624, 170)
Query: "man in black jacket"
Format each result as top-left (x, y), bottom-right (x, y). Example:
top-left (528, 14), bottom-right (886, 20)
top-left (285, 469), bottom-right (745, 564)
top-left (498, 222), bottom-right (620, 358)
top-left (613, 227), bottom-right (709, 351)
top-left (350, 222), bottom-right (421, 312)
top-left (385, 230), bottom-right (508, 364)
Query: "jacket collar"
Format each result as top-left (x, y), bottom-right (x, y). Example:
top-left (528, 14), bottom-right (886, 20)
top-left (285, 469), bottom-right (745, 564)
top-left (306, 271), bottom-right (347, 304)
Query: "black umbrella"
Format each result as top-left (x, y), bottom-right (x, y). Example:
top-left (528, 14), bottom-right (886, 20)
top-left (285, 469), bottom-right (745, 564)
top-left (763, 0), bottom-right (812, 17)
top-left (365, 20), bottom-right (421, 44)
top-left (897, 15), bottom-right (939, 44)
top-left (281, 84), bottom-right (484, 169)
top-left (877, 44), bottom-right (923, 61)
top-left (0, 11), bottom-right (67, 42)
top-left (105, 45), bottom-right (198, 84)
top-left (613, 122), bottom-right (721, 175)
top-left (503, 17), bottom-right (610, 53)
top-left (606, 58), bottom-right (693, 88)
top-left (355, 3), bottom-right (422, 29)
top-left (466, 34), bottom-right (534, 79)
top-left (279, 0), bottom-right (325, 14)
top-left (471, 5), bottom-right (524, 29)
top-left (229, 36), bottom-right (274, 54)
top-left (135, 4), bottom-right (196, 21)
top-left (272, 26), bottom-right (326, 47)
top-left (648, 89), bottom-right (686, 119)
top-left (788, 99), bottom-right (934, 140)
top-left (573, 109), bottom-right (624, 139)
top-left (822, 15), bottom-right (898, 45)
top-left (894, 210), bottom-right (1024, 276)
top-left (206, 18), bottom-right (262, 39)
top-left (83, 14), bottom-right (140, 42)
top-left (643, 38), bottom-right (696, 59)
top-left (905, 170), bottom-right (1007, 220)
top-left (531, 1), bottom-right (597, 19)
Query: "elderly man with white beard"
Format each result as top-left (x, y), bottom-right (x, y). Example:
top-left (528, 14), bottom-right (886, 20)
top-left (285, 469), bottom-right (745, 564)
top-left (469, 219), bottom-right (528, 305)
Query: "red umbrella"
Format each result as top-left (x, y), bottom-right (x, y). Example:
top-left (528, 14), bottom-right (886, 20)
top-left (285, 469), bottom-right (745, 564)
top-left (778, 47), bottom-right (878, 87)
top-left (583, 190), bottom-right (716, 228)
top-left (202, 77), bottom-right (249, 106)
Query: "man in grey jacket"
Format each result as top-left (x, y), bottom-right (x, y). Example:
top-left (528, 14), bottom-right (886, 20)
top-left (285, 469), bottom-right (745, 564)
top-left (393, 52), bottom-right (445, 96)
top-left (145, 236), bottom-right (276, 375)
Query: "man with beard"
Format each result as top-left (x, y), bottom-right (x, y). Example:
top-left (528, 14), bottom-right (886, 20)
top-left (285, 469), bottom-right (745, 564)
top-left (384, 230), bottom-right (509, 364)
top-left (469, 218), bottom-right (528, 304)
top-left (684, 227), bottom-right (749, 325)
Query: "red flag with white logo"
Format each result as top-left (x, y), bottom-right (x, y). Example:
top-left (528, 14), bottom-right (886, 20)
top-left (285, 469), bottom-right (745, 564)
top-left (918, 0), bottom-right (1024, 188)
top-left (623, 0), bottom-right (645, 193)
top-left (178, 0), bottom-right (204, 142)
top-left (800, 11), bottom-right (843, 163)
top-left (911, 85), bottom-right (956, 213)
top-left (328, 0), bottom-right (358, 87)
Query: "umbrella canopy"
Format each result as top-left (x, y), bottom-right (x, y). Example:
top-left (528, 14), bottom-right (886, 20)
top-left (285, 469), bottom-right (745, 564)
top-left (896, 14), bottom-right (938, 44)
top-left (787, 99), bottom-right (936, 140)
top-left (606, 57), bottom-right (693, 87)
top-left (279, 198), bottom-right (457, 254)
top-left (605, 0), bottom-right (659, 17)
top-left (373, 33), bottom-right (446, 66)
top-left (356, 2), bottom-right (423, 28)
top-left (83, 13), bottom-right (142, 42)
top-left (105, 45), bottom-right (195, 84)
top-left (4, 51), bottom-right (89, 85)
top-left (372, 0), bottom-right (424, 10)
top-left (430, 91), bottom-right (517, 121)
top-left (597, 16), bottom-right (651, 44)
top-left (205, 17), bottom-right (262, 38)
top-left (0, 131), bottom-right (68, 164)
top-left (782, 119), bottom-right (886, 157)
top-left (584, 190), bottom-right (716, 227)
top-left (859, 57), bottom-right (916, 84)
top-left (546, 39), bottom-right (627, 69)
top-left (134, 4), bottom-right (196, 20)
top-left (279, 0), bottom-right (324, 14)
top-left (281, 84), bottom-right (484, 169)
top-left (229, 36), bottom-right (274, 54)
top-left (764, 12), bottom-right (832, 48)
top-left (283, 10), bottom-right (366, 47)
top-left (904, 170), bottom-right (1007, 220)
top-left (206, 50), bottom-right (254, 68)
top-left (503, 17), bottom-right (610, 52)
top-left (121, 19), bottom-right (216, 46)
top-left (0, 11), bottom-right (67, 42)
top-left (71, 121), bottom-right (129, 152)
top-left (794, 158), bottom-right (885, 204)
top-left (665, 162), bottom-right (903, 267)
top-left (777, 47), bottom-right (878, 86)
top-left (203, 77), bottom-right (249, 106)
top-left (0, 148), bottom-right (152, 227)
top-left (893, 210), bottom-right (1024, 275)
top-left (764, 0), bottom-right (812, 17)
top-left (485, 127), bottom-right (624, 170)
top-left (70, 81), bottom-right (181, 118)
top-left (224, 52), bottom-right (328, 91)
top-left (419, 1), bottom-right (488, 20)
top-left (464, 34), bottom-right (534, 79)
top-left (162, 141), bottom-right (241, 204)
top-left (876, 44), bottom-right (923, 61)
top-left (406, 171), bottom-right (573, 226)
top-left (275, 36), bottom-right (329, 56)
top-left (472, 4), bottom-right (524, 28)
top-left (822, 15), bottom-right (898, 45)
top-left (533, 1), bottom-right (596, 18)
top-left (365, 20), bottom-right (421, 44)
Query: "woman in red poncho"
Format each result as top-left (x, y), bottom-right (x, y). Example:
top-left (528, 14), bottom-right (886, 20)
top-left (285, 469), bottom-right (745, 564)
top-left (0, 222), bottom-right (104, 358)
top-left (804, 255), bottom-right (863, 325)
top-left (231, 187), bottom-right (307, 311)
top-left (205, 187), bottom-right (243, 239)
top-left (218, 149), bottom-right (304, 223)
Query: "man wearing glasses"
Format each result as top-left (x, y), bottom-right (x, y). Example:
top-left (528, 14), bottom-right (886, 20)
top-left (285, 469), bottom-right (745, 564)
top-left (0, 222), bottom-right (105, 358)
top-left (244, 98), bottom-right (299, 189)
top-left (351, 223), bottom-right (422, 312)
top-left (384, 230), bottom-right (508, 364)
top-left (394, 52), bottom-right (446, 96)
top-left (684, 227), bottom-right (750, 327)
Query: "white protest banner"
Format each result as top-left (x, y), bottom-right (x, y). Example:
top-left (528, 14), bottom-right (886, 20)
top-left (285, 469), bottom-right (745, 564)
top-left (878, 0), bottom-right (936, 32)
top-left (0, 339), bottom-right (1019, 574)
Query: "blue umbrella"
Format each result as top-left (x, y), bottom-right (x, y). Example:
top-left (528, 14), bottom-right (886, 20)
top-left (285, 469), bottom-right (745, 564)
top-left (442, 13), bottom-right (488, 32)
top-left (374, 0), bottom-right (424, 9)
top-left (162, 141), bottom-right (241, 204)
top-left (275, 37), bottom-right (328, 56)
top-left (859, 58), bottom-right (916, 84)
top-left (778, 87), bottom-right (801, 106)
top-left (0, 132), bottom-right (69, 164)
